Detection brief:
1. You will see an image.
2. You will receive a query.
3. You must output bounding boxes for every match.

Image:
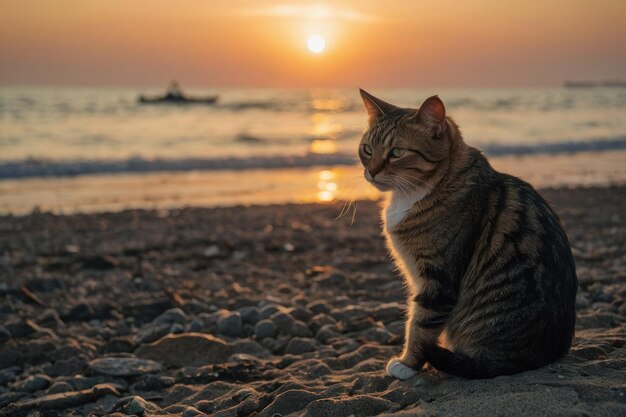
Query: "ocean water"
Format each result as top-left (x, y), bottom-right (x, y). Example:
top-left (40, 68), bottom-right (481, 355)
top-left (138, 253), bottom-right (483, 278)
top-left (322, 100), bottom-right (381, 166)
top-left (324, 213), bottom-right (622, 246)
top-left (1, 86), bottom-right (626, 178)
top-left (1, 86), bottom-right (625, 213)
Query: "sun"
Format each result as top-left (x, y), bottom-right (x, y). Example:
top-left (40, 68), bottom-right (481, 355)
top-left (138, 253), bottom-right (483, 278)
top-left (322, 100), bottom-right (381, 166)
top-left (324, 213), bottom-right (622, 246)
top-left (307, 35), bottom-right (326, 54)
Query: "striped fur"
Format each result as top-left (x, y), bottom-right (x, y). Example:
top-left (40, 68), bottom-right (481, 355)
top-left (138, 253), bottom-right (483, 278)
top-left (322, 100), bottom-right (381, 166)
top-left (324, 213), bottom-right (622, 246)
top-left (359, 89), bottom-right (577, 379)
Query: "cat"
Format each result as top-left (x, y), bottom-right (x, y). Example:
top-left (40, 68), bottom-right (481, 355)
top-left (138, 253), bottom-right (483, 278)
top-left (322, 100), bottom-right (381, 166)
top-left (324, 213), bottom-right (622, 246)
top-left (358, 89), bottom-right (577, 379)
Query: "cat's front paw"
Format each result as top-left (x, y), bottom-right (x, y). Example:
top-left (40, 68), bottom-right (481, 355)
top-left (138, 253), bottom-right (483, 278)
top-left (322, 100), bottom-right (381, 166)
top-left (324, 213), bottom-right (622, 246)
top-left (386, 358), bottom-right (418, 380)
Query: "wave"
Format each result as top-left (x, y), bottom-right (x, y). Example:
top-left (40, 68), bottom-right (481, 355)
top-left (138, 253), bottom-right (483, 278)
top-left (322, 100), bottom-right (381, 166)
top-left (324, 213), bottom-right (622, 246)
top-left (1, 137), bottom-right (625, 180)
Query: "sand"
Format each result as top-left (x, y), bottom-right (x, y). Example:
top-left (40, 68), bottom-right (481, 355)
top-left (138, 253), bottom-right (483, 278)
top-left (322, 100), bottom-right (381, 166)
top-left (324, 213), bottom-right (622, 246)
top-left (0, 185), bottom-right (624, 416)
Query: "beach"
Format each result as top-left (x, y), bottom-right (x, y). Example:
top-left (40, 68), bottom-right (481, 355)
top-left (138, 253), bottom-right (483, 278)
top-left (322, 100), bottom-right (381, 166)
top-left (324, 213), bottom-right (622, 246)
top-left (1, 184), bottom-right (624, 416)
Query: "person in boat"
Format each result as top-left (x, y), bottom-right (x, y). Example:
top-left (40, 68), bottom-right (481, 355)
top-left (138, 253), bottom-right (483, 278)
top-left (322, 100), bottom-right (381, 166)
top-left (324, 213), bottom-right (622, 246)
top-left (165, 81), bottom-right (184, 100)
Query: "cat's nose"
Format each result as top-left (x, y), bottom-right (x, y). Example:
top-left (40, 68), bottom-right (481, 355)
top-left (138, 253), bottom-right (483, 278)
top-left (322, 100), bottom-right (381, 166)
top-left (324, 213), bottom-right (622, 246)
top-left (368, 165), bottom-right (383, 179)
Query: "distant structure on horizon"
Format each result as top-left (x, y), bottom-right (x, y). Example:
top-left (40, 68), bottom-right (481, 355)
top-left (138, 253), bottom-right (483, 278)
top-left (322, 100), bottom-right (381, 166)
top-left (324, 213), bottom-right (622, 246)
top-left (564, 80), bottom-right (626, 88)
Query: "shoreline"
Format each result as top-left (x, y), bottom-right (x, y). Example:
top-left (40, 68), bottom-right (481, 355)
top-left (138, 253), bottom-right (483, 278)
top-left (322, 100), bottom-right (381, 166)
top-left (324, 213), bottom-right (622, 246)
top-left (1, 150), bottom-right (626, 215)
top-left (1, 185), bottom-right (625, 416)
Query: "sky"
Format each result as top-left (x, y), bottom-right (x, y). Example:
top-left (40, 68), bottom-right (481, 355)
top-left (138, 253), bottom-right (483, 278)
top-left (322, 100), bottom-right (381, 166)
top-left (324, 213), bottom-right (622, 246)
top-left (0, 0), bottom-right (625, 88)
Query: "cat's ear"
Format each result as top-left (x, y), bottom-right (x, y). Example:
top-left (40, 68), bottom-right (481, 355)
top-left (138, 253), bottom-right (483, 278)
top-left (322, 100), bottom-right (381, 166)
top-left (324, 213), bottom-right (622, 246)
top-left (417, 95), bottom-right (447, 136)
top-left (359, 89), bottom-right (398, 123)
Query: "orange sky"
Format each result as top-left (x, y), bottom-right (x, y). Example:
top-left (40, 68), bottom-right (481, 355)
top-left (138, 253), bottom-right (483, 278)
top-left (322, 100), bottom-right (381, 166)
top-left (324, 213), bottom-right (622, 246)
top-left (1, 0), bottom-right (624, 87)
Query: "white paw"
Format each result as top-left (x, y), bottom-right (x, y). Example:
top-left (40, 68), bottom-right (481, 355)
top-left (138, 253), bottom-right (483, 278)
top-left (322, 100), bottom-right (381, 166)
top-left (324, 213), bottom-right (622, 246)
top-left (386, 358), bottom-right (418, 380)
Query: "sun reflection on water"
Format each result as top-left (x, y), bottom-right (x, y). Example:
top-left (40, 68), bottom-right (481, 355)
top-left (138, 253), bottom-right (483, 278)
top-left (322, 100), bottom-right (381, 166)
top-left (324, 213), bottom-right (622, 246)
top-left (317, 169), bottom-right (337, 202)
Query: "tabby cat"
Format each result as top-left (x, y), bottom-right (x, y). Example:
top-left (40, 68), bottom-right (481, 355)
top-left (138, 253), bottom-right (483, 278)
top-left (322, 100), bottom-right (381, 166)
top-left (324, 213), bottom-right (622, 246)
top-left (358, 89), bottom-right (577, 379)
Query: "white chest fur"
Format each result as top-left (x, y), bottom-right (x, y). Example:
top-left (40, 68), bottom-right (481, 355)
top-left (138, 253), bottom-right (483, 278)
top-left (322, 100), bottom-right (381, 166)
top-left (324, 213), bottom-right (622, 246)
top-left (383, 190), bottom-right (429, 293)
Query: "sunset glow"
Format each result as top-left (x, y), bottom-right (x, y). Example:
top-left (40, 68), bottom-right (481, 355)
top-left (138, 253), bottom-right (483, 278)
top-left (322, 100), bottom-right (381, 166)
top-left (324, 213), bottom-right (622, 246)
top-left (0, 1), bottom-right (625, 87)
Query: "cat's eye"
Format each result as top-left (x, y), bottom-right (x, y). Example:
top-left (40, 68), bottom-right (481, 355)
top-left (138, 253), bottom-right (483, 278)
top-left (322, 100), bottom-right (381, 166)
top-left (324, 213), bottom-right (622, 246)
top-left (362, 144), bottom-right (373, 157)
top-left (389, 148), bottom-right (405, 158)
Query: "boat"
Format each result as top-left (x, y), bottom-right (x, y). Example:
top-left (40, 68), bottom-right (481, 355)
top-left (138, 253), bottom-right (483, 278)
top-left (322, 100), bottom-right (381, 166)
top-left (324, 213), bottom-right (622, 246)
top-left (138, 81), bottom-right (219, 105)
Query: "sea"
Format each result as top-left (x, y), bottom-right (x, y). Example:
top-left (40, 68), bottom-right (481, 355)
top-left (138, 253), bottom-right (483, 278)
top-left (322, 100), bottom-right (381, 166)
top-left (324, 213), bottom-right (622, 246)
top-left (1, 86), bottom-right (625, 214)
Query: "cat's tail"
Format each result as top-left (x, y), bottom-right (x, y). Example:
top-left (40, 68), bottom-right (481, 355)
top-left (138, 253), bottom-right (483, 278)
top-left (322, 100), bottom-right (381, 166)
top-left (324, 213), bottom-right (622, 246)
top-left (420, 343), bottom-right (525, 379)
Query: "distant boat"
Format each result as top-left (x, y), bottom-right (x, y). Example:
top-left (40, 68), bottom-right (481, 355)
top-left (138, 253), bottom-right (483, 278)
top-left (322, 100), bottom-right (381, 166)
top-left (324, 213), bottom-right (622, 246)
top-left (138, 81), bottom-right (219, 105)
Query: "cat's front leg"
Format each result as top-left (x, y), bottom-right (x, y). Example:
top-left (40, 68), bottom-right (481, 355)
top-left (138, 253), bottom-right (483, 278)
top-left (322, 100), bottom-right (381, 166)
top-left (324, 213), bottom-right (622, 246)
top-left (386, 294), bottom-right (449, 379)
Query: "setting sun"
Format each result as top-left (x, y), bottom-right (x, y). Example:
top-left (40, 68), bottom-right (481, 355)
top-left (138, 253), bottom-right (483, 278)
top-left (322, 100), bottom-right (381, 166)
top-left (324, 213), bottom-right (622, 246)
top-left (307, 35), bottom-right (326, 53)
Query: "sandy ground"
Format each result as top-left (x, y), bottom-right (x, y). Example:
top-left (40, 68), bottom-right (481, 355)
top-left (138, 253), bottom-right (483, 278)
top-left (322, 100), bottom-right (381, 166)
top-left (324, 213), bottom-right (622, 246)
top-left (0, 185), bottom-right (625, 416)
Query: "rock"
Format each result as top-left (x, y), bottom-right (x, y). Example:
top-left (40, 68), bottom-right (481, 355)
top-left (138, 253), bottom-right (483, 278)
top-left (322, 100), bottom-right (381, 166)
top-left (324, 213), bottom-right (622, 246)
top-left (116, 395), bottom-right (161, 416)
top-left (5, 383), bottom-right (120, 413)
top-left (189, 318), bottom-right (204, 332)
top-left (100, 336), bottom-right (137, 354)
top-left (364, 327), bottom-right (392, 344)
top-left (12, 374), bottom-right (52, 392)
top-left (170, 323), bottom-right (185, 334)
top-left (89, 356), bottom-right (163, 377)
top-left (270, 312), bottom-right (295, 334)
top-left (46, 381), bottom-right (74, 394)
top-left (217, 311), bottom-right (243, 337)
top-left (0, 325), bottom-right (12, 342)
top-left (259, 389), bottom-right (321, 417)
top-left (288, 307), bottom-right (313, 322)
top-left (315, 324), bottom-right (341, 344)
top-left (371, 302), bottom-right (405, 323)
top-left (134, 323), bottom-right (171, 344)
top-left (231, 339), bottom-right (273, 359)
top-left (0, 366), bottom-right (20, 385)
top-left (152, 308), bottom-right (187, 326)
top-left (259, 304), bottom-right (280, 320)
top-left (239, 306), bottom-right (260, 324)
top-left (576, 293), bottom-right (591, 309)
top-left (291, 320), bottom-right (312, 337)
top-left (254, 320), bottom-right (277, 339)
top-left (284, 337), bottom-right (318, 355)
top-left (302, 395), bottom-right (399, 417)
top-left (183, 405), bottom-right (207, 417)
top-left (309, 313), bottom-right (337, 333)
top-left (306, 300), bottom-right (331, 315)
top-left (132, 375), bottom-right (175, 391)
top-left (313, 271), bottom-right (350, 288)
top-left (386, 320), bottom-right (405, 335)
top-left (134, 333), bottom-right (233, 367)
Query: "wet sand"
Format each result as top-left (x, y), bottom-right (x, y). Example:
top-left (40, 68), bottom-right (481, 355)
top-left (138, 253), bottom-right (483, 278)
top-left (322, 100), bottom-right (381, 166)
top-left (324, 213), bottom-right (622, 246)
top-left (0, 185), bottom-right (625, 416)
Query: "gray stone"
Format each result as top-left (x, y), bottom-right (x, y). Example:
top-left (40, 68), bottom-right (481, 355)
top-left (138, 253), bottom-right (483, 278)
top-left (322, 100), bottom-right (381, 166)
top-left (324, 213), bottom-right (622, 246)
top-left (89, 356), bottom-right (163, 377)
top-left (152, 307), bottom-right (187, 326)
top-left (291, 320), bottom-right (312, 337)
top-left (183, 405), bottom-right (207, 417)
top-left (254, 319), bottom-right (277, 339)
top-left (315, 324), bottom-right (341, 344)
top-left (12, 374), bottom-right (51, 392)
top-left (134, 323), bottom-right (170, 344)
top-left (118, 395), bottom-right (161, 415)
top-left (0, 326), bottom-right (11, 343)
top-left (0, 366), bottom-right (20, 385)
top-left (217, 311), bottom-right (243, 337)
top-left (371, 302), bottom-right (405, 323)
top-left (5, 383), bottom-right (120, 413)
top-left (239, 306), bottom-right (260, 324)
top-left (134, 333), bottom-right (233, 367)
top-left (270, 312), bottom-right (295, 334)
top-left (170, 323), bottom-right (185, 334)
top-left (288, 307), bottom-right (313, 322)
top-left (306, 300), bottom-right (331, 315)
top-left (46, 381), bottom-right (74, 394)
top-left (284, 337), bottom-right (318, 355)
top-left (189, 318), bottom-right (204, 332)
top-left (310, 313), bottom-right (337, 332)
top-left (259, 304), bottom-right (280, 320)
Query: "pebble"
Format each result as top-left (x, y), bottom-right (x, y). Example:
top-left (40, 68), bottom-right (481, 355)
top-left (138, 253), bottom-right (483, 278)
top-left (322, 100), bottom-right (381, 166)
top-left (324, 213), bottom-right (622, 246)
top-left (89, 356), bottom-right (163, 377)
top-left (119, 395), bottom-right (161, 415)
top-left (216, 311), bottom-right (243, 337)
top-left (270, 312), bottom-right (295, 334)
top-left (239, 306), bottom-right (260, 324)
top-left (306, 301), bottom-right (331, 315)
top-left (188, 319), bottom-right (204, 333)
top-left (284, 337), bottom-right (318, 355)
top-left (182, 405), bottom-right (207, 417)
top-left (0, 326), bottom-right (10, 342)
top-left (153, 308), bottom-right (187, 326)
top-left (0, 366), bottom-right (20, 385)
top-left (309, 313), bottom-right (337, 333)
top-left (315, 324), bottom-right (341, 344)
top-left (291, 320), bottom-right (312, 337)
top-left (134, 333), bottom-right (233, 367)
top-left (288, 307), bottom-right (313, 322)
top-left (259, 304), bottom-right (280, 320)
top-left (46, 382), bottom-right (74, 394)
top-left (12, 374), bottom-right (52, 392)
top-left (170, 323), bottom-right (185, 334)
top-left (254, 319), bottom-right (277, 339)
